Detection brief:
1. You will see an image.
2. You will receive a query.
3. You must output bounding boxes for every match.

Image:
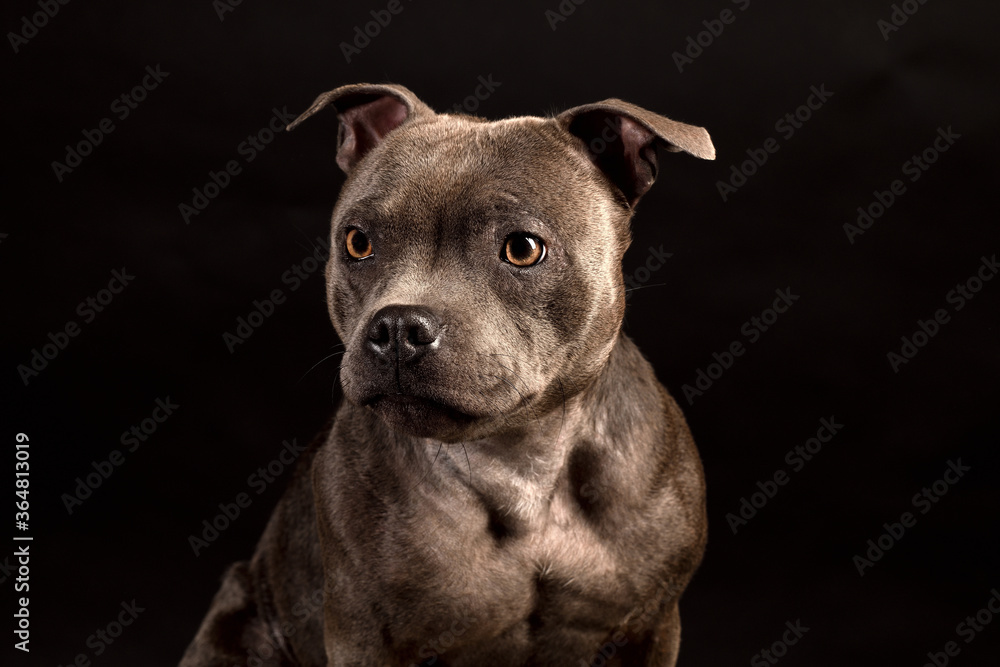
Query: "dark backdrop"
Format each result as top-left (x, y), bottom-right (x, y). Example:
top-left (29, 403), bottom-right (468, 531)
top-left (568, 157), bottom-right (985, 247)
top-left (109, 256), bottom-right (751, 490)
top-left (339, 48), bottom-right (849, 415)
top-left (3, 0), bottom-right (999, 665)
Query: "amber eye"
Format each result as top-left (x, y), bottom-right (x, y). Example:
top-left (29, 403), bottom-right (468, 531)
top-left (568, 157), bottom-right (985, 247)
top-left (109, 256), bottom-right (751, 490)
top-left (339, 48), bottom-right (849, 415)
top-left (345, 228), bottom-right (373, 260)
top-left (502, 233), bottom-right (545, 267)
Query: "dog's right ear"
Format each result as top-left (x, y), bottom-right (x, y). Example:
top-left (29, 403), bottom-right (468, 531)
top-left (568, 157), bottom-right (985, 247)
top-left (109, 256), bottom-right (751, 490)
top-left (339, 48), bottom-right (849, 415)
top-left (287, 83), bottom-right (434, 173)
top-left (556, 99), bottom-right (715, 208)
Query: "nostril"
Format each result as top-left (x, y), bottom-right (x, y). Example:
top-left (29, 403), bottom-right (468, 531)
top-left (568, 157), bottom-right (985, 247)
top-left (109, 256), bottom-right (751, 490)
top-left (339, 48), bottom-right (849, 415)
top-left (407, 323), bottom-right (436, 346)
top-left (372, 321), bottom-right (391, 345)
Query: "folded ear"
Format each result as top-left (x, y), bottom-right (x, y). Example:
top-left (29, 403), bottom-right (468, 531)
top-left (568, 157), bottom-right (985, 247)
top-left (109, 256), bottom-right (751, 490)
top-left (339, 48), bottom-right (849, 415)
top-left (287, 83), bottom-right (435, 173)
top-left (556, 98), bottom-right (715, 207)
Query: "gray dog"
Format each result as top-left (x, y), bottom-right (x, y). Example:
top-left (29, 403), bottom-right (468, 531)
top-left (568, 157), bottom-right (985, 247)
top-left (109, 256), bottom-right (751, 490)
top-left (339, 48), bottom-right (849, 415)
top-left (180, 83), bottom-right (714, 667)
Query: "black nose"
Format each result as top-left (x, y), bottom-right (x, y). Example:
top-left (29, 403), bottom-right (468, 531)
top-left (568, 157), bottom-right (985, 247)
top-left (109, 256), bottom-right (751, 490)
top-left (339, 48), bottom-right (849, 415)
top-left (366, 305), bottom-right (442, 365)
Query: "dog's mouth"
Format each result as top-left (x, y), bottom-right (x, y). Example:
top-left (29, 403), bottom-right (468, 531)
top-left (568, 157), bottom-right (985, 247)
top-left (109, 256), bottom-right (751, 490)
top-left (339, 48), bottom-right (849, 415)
top-left (363, 393), bottom-right (478, 438)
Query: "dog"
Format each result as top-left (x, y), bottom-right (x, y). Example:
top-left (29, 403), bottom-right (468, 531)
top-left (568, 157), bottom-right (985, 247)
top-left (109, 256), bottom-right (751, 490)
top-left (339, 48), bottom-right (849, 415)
top-left (180, 83), bottom-right (714, 667)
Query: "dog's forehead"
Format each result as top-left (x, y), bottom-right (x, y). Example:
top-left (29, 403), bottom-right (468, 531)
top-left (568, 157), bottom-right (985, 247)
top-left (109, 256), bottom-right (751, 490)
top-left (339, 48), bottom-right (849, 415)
top-left (341, 115), bottom-right (611, 229)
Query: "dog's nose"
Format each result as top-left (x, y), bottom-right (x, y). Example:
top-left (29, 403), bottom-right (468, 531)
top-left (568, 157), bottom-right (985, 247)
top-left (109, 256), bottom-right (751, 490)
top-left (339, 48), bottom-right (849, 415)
top-left (366, 305), bottom-right (442, 365)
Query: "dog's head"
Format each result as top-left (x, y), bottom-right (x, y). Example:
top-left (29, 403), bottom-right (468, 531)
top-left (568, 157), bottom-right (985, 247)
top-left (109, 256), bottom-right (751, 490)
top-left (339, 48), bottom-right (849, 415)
top-left (289, 83), bottom-right (714, 442)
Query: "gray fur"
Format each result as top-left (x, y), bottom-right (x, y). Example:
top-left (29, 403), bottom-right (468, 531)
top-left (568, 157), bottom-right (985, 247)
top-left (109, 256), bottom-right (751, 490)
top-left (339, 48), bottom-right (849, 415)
top-left (180, 83), bottom-right (713, 667)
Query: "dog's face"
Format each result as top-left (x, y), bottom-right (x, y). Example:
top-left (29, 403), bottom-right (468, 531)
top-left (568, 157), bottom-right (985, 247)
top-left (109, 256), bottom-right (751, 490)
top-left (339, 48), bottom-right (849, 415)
top-left (288, 85), bottom-right (714, 442)
top-left (328, 118), bottom-right (626, 443)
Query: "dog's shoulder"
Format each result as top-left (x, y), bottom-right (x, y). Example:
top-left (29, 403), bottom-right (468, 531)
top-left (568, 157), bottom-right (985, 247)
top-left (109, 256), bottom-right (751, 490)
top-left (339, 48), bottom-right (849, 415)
top-left (580, 335), bottom-right (706, 527)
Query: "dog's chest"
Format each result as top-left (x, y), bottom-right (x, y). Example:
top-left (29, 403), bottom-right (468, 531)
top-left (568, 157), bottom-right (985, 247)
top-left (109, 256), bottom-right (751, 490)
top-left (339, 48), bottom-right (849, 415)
top-left (374, 481), bottom-right (642, 659)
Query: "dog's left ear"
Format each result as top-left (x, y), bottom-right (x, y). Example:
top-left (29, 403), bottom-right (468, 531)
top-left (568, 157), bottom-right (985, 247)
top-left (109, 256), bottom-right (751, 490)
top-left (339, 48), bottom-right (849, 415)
top-left (556, 99), bottom-right (715, 207)
top-left (287, 83), bottom-right (435, 173)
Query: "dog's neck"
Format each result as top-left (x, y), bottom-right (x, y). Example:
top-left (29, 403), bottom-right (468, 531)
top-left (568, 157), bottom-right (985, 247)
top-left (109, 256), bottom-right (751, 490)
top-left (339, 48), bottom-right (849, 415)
top-left (394, 334), bottom-right (646, 532)
top-left (440, 394), bottom-right (580, 530)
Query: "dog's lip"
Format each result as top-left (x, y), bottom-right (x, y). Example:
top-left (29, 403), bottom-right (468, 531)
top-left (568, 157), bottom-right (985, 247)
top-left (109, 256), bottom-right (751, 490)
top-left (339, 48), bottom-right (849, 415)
top-left (365, 393), bottom-right (478, 420)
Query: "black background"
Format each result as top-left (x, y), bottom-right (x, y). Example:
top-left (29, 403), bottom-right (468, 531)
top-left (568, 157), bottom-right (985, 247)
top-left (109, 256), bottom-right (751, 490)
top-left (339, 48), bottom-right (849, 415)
top-left (3, 0), bottom-right (999, 665)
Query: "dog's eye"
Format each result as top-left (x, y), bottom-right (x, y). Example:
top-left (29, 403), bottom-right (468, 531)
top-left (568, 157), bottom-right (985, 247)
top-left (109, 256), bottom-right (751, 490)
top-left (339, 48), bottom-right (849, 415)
top-left (346, 228), bottom-right (373, 260)
top-left (502, 233), bottom-right (545, 267)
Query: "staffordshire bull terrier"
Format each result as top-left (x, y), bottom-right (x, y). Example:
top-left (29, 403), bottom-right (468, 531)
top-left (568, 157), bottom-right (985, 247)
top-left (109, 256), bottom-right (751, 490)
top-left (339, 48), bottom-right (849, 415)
top-left (180, 83), bottom-right (714, 667)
